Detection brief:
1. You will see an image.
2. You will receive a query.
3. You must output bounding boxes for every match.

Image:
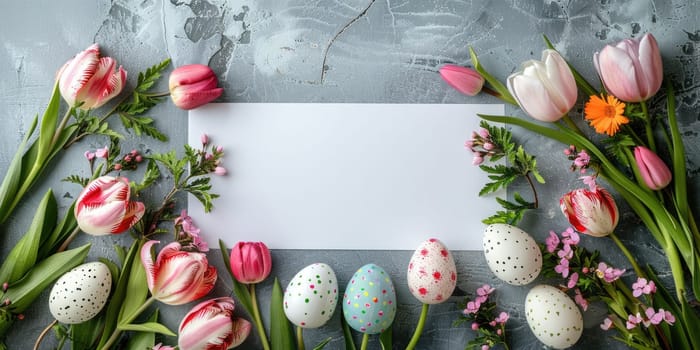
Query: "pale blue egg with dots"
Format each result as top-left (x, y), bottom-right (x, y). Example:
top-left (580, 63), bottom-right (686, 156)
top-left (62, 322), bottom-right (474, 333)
top-left (283, 263), bottom-right (339, 329)
top-left (342, 263), bottom-right (396, 334)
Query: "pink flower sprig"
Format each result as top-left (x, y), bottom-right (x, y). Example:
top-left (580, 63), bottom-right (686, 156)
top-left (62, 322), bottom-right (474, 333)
top-left (564, 145), bottom-right (594, 174)
top-left (465, 128), bottom-right (504, 166)
top-left (455, 284), bottom-right (509, 350)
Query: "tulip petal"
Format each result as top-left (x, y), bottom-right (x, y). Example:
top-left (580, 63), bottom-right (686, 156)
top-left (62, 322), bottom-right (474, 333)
top-left (59, 44), bottom-right (100, 106)
top-left (141, 240), bottom-right (160, 293)
top-left (637, 34), bottom-right (663, 99)
top-left (110, 200), bottom-right (145, 233)
top-left (508, 73), bottom-right (561, 122)
top-left (171, 88), bottom-right (224, 110)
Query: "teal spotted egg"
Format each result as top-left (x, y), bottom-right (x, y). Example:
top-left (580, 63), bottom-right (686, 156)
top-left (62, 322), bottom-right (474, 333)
top-left (342, 263), bottom-right (396, 334)
top-left (283, 263), bottom-right (339, 328)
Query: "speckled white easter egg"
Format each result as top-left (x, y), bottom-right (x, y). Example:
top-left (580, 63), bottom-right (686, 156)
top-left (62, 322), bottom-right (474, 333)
top-left (283, 263), bottom-right (339, 328)
top-left (342, 263), bottom-right (396, 334)
top-left (407, 238), bottom-right (457, 304)
top-left (525, 284), bottom-right (583, 349)
top-left (483, 223), bottom-right (542, 285)
top-left (49, 261), bottom-right (112, 324)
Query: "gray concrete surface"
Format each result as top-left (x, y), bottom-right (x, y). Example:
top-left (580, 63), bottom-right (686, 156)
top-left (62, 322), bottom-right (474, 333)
top-left (1, 0), bottom-right (699, 349)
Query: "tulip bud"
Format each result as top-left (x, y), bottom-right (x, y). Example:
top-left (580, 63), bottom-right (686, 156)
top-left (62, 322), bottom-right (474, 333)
top-left (507, 50), bottom-right (577, 122)
top-left (141, 241), bottom-right (217, 305)
top-left (169, 64), bottom-right (224, 110)
top-left (74, 176), bottom-right (145, 235)
top-left (594, 33), bottom-right (663, 102)
top-left (439, 64), bottom-right (485, 96)
top-left (229, 242), bottom-right (272, 284)
top-left (57, 44), bottom-right (127, 110)
top-left (634, 146), bottom-right (672, 190)
top-left (560, 186), bottom-right (619, 237)
top-left (178, 297), bottom-right (252, 350)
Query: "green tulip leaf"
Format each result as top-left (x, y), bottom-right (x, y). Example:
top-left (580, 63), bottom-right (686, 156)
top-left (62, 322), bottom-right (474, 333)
top-left (0, 114), bottom-right (37, 224)
top-left (312, 337), bottom-right (333, 350)
top-left (270, 278), bottom-right (295, 350)
top-left (341, 316), bottom-right (356, 350)
top-left (70, 312), bottom-right (106, 350)
top-left (125, 310), bottom-right (160, 350)
top-left (3, 243), bottom-right (90, 313)
top-left (118, 321), bottom-right (175, 337)
top-left (36, 83), bottom-right (62, 162)
top-left (97, 242), bottom-right (140, 349)
top-left (0, 190), bottom-right (57, 284)
top-left (118, 240), bottom-right (148, 324)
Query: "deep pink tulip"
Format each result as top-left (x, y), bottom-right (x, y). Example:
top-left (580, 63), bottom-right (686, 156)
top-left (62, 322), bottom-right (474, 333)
top-left (57, 44), bottom-right (127, 110)
top-left (74, 176), bottom-right (145, 236)
top-left (178, 297), bottom-right (251, 350)
top-left (507, 50), bottom-right (577, 122)
top-left (634, 146), bottom-right (672, 190)
top-left (169, 64), bottom-right (224, 110)
top-left (439, 64), bottom-right (485, 96)
top-left (560, 186), bottom-right (619, 237)
top-left (594, 33), bottom-right (663, 102)
top-left (141, 240), bottom-right (217, 305)
top-left (229, 242), bottom-right (272, 284)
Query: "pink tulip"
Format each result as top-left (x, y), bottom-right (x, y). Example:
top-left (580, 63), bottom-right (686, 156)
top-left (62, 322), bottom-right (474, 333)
top-left (178, 297), bottom-right (252, 350)
top-left (634, 146), bottom-right (672, 190)
top-left (439, 64), bottom-right (485, 96)
top-left (229, 242), bottom-right (272, 284)
top-left (594, 33), bottom-right (663, 102)
top-left (169, 64), bottom-right (224, 110)
top-left (560, 186), bottom-right (619, 237)
top-left (74, 176), bottom-right (145, 236)
top-left (57, 44), bottom-right (127, 110)
top-left (141, 240), bottom-right (217, 305)
top-left (507, 50), bottom-right (577, 122)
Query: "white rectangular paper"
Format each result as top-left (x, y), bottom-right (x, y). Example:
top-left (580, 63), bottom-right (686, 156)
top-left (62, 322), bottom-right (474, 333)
top-left (188, 103), bottom-right (504, 250)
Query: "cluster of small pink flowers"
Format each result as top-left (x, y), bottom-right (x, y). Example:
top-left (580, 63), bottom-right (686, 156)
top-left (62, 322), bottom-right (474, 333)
top-left (84, 146), bottom-right (145, 172)
top-left (174, 209), bottom-right (209, 252)
top-left (624, 308), bottom-right (675, 329)
top-left (201, 133), bottom-right (227, 176)
top-left (595, 262), bottom-right (625, 283)
top-left (465, 128), bottom-right (502, 166)
top-left (632, 277), bottom-right (657, 297)
top-left (564, 145), bottom-right (591, 173)
top-left (459, 284), bottom-right (509, 350)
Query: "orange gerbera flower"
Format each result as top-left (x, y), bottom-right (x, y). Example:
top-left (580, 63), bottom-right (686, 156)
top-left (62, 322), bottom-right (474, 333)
top-left (584, 94), bottom-right (629, 136)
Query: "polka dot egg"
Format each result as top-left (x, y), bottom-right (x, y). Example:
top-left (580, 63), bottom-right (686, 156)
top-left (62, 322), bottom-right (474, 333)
top-left (48, 261), bottom-right (112, 324)
top-left (283, 263), bottom-right (339, 329)
top-left (483, 223), bottom-right (542, 285)
top-left (525, 284), bottom-right (583, 349)
top-left (342, 263), bottom-right (396, 334)
top-left (407, 238), bottom-right (457, 304)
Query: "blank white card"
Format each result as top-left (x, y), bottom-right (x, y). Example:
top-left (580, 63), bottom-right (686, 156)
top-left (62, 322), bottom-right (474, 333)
top-left (187, 103), bottom-right (504, 250)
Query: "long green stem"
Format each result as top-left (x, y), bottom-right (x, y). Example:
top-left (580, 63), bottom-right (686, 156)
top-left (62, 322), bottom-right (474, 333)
top-left (249, 284), bottom-right (271, 350)
top-left (359, 333), bottom-right (369, 350)
top-left (296, 326), bottom-right (305, 350)
top-left (640, 101), bottom-right (656, 151)
top-left (609, 232), bottom-right (644, 277)
top-left (100, 296), bottom-right (155, 350)
top-left (405, 303), bottom-right (429, 350)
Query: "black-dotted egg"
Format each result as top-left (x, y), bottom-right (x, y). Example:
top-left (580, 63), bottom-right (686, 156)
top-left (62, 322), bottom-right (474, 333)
top-left (48, 261), bottom-right (112, 324)
top-left (482, 223), bottom-right (542, 285)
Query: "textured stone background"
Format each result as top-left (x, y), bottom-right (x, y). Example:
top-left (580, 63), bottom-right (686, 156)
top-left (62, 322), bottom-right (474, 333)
top-left (1, 0), bottom-right (699, 349)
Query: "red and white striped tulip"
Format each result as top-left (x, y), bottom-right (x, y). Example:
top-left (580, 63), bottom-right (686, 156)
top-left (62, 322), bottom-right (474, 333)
top-left (169, 64), bottom-right (224, 110)
top-left (74, 176), bottom-right (145, 236)
top-left (178, 297), bottom-right (251, 350)
top-left (57, 44), bottom-right (127, 110)
top-left (141, 240), bottom-right (217, 305)
top-left (560, 186), bottom-right (619, 237)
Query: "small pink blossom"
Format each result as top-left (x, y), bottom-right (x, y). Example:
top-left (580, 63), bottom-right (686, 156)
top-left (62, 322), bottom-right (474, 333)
top-left (574, 288), bottom-right (588, 311)
top-left (557, 243), bottom-right (573, 260)
top-left (626, 313), bottom-right (643, 329)
top-left (561, 227), bottom-right (580, 245)
top-left (84, 151), bottom-right (96, 161)
top-left (645, 307), bottom-right (663, 325)
top-left (632, 277), bottom-right (657, 297)
top-left (545, 230), bottom-right (560, 253)
top-left (554, 258), bottom-right (570, 278)
top-left (464, 300), bottom-right (481, 314)
top-left (581, 175), bottom-right (598, 192)
top-left (481, 345), bottom-right (490, 350)
top-left (567, 272), bottom-right (579, 289)
top-left (596, 262), bottom-right (625, 282)
top-left (477, 284), bottom-right (494, 296)
top-left (574, 150), bottom-right (590, 168)
top-left (494, 311), bottom-right (509, 324)
top-left (471, 322), bottom-right (479, 330)
top-left (472, 155), bottom-right (484, 166)
top-left (478, 128), bottom-right (490, 139)
top-left (600, 317), bottom-right (613, 330)
top-left (95, 146), bottom-right (109, 159)
top-left (214, 166), bottom-right (227, 176)
top-left (201, 133), bottom-right (209, 145)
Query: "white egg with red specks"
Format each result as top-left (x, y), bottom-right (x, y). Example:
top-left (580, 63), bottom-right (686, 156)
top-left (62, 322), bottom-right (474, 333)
top-left (525, 284), bottom-right (583, 349)
top-left (483, 223), bottom-right (542, 285)
top-left (283, 263), bottom-right (339, 329)
top-left (49, 261), bottom-right (112, 324)
top-left (407, 238), bottom-right (457, 304)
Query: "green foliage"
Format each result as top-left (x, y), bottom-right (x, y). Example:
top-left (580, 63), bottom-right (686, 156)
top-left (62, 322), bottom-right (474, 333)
top-left (117, 59), bottom-right (171, 141)
top-left (270, 278), bottom-right (295, 350)
top-left (474, 122), bottom-right (542, 225)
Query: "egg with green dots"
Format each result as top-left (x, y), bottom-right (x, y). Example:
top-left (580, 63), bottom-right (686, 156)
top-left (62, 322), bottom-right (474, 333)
top-left (342, 263), bottom-right (396, 334)
top-left (283, 263), bottom-right (339, 329)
